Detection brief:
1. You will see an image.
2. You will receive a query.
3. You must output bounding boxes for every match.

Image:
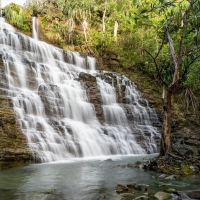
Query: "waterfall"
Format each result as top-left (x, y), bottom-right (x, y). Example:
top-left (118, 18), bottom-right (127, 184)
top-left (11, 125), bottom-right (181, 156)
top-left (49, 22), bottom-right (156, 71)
top-left (0, 17), bottom-right (161, 162)
top-left (87, 56), bottom-right (96, 71)
top-left (32, 16), bottom-right (39, 40)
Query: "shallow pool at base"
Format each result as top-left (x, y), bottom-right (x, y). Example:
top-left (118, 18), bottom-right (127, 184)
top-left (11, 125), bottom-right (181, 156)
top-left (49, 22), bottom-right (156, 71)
top-left (0, 154), bottom-right (199, 200)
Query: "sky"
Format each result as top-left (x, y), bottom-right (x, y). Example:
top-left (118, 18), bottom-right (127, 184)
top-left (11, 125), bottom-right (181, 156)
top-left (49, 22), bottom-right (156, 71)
top-left (1, 0), bottom-right (26, 7)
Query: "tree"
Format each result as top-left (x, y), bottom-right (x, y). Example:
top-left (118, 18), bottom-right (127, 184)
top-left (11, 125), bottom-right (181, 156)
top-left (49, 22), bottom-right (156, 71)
top-left (143, 0), bottom-right (200, 155)
top-left (162, 0), bottom-right (199, 155)
top-left (24, 0), bottom-right (49, 16)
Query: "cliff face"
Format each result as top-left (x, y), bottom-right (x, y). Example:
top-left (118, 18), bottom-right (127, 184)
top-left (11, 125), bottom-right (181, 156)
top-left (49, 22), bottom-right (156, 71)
top-left (0, 45), bottom-right (162, 168)
top-left (0, 56), bottom-right (32, 169)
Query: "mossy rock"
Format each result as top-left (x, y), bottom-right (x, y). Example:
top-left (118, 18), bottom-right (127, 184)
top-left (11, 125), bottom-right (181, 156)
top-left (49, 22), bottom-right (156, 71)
top-left (181, 164), bottom-right (193, 175)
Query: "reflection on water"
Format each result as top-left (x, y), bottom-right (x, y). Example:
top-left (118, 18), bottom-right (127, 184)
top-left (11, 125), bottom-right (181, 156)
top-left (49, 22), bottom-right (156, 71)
top-left (0, 155), bottom-right (199, 200)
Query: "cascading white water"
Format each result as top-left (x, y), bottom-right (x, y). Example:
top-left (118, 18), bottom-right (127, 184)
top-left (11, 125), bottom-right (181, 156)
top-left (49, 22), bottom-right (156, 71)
top-left (0, 17), bottom-right (161, 162)
top-left (87, 56), bottom-right (96, 71)
top-left (97, 74), bottom-right (160, 153)
top-left (32, 16), bottom-right (39, 40)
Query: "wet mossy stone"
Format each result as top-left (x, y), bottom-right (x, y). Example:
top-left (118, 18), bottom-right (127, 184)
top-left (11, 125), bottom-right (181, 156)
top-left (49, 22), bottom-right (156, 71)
top-left (163, 187), bottom-right (176, 193)
top-left (154, 192), bottom-right (170, 200)
top-left (116, 184), bottom-right (129, 194)
top-left (120, 193), bottom-right (135, 197)
top-left (181, 164), bottom-right (193, 175)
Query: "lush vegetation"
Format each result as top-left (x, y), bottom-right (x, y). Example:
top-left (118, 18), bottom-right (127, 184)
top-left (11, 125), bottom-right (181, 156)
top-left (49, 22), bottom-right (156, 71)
top-left (3, 0), bottom-right (200, 154)
top-left (4, 3), bottom-right (31, 33)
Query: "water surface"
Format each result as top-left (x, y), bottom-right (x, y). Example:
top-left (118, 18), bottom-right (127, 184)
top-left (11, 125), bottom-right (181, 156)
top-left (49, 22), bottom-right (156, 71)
top-left (0, 155), bottom-right (199, 200)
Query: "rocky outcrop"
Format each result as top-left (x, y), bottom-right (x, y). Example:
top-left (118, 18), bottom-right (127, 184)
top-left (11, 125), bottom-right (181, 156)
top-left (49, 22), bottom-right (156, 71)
top-left (0, 56), bottom-right (32, 169)
top-left (78, 72), bottom-right (104, 123)
top-left (0, 97), bottom-right (32, 169)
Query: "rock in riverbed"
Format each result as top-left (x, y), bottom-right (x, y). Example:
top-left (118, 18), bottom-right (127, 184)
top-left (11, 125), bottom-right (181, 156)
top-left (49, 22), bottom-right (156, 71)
top-left (154, 191), bottom-right (170, 200)
top-left (116, 184), bottom-right (129, 194)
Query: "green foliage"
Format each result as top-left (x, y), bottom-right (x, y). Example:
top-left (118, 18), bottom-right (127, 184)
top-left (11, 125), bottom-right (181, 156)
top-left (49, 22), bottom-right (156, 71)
top-left (4, 3), bottom-right (31, 33)
top-left (63, 0), bottom-right (92, 23)
top-left (181, 163), bottom-right (194, 175)
top-left (53, 24), bottom-right (62, 33)
top-left (74, 34), bottom-right (85, 46)
top-left (41, 16), bottom-right (48, 26)
top-left (5, 0), bottom-right (200, 108)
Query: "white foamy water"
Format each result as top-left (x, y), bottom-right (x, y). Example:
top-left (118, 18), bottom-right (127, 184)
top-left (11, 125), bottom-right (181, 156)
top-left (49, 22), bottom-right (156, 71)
top-left (32, 16), bottom-right (39, 40)
top-left (0, 17), bottom-right (161, 163)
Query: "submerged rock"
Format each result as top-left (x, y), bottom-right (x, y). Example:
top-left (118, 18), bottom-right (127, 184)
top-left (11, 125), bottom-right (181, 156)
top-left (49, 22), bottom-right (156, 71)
top-left (40, 189), bottom-right (55, 194)
top-left (117, 164), bottom-right (126, 168)
top-left (154, 191), bottom-right (170, 200)
top-left (120, 193), bottom-right (135, 197)
top-left (104, 158), bottom-right (113, 162)
top-left (134, 195), bottom-right (149, 200)
top-left (159, 174), bottom-right (166, 178)
top-left (163, 187), bottom-right (176, 193)
top-left (135, 184), bottom-right (149, 192)
top-left (127, 163), bottom-right (136, 168)
top-left (165, 175), bottom-right (177, 180)
top-left (98, 195), bottom-right (108, 200)
top-left (32, 189), bottom-right (55, 199)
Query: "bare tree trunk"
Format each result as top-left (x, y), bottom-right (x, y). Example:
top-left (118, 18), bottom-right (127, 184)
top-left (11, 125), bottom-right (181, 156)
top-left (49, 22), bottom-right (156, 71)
top-left (165, 24), bottom-right (179, 84)
top-left (114, 21), bottom-right (118, 41)
top-left (83, 20), bottom-right (88, 43)
top-left (160, 25), bottom-right (178, 156)
top-left (102, 0), bottom-right (107, 32)
top-left (82, 19), bottom-right (89, 52)
top-left (160, 88), bottom-right (173, 156)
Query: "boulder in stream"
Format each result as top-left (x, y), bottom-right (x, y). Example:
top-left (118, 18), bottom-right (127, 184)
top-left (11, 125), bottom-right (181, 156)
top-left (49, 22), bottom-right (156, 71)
top-left (173, 189), bottom-right (200, 199)
top-left (127, 182), bottom-right (137, 189)
top-left (116, 184), bottom-right (129, 194)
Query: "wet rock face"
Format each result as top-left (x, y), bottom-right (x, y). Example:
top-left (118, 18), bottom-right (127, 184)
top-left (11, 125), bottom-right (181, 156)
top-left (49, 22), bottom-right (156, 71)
top-left (80, 71), bottom-right (161, 150)
top-left (0, 98), bottom-right (32, 169)
top-left (78, 72), bottom-right (105, 123)
top-left (0, 56), bottom-right (33, 169)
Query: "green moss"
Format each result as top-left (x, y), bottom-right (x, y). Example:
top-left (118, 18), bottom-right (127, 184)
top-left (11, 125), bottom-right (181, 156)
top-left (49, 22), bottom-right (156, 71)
top-left (181, 163), bottom-right (193, 175)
